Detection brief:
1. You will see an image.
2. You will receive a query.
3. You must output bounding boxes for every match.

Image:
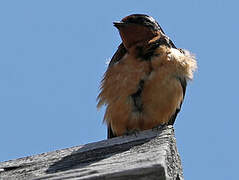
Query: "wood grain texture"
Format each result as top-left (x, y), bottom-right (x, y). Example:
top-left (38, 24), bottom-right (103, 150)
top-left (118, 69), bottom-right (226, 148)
top-left (0, 126), bottom-right (184, 180)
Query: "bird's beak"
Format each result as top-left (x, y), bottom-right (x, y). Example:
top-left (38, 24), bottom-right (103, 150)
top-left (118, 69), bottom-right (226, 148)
top-left (113, 21), bottom-right (127, 29)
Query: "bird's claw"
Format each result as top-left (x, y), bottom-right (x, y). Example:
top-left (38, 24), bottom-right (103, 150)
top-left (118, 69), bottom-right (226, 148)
top-left (122, 129), bottom-right (140, 137)
top-left (152, 123), bottom-right (167, 131)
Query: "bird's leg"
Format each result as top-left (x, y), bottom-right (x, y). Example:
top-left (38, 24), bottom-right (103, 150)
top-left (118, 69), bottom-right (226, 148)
top-left (152, 123), bottom-right (167, 131)
top-left (122, 128), bottom-right (140, 137)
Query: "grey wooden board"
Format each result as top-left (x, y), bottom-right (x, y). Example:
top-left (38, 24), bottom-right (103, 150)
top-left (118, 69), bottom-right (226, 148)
top-left (0, 125), bottom-right (183, 180)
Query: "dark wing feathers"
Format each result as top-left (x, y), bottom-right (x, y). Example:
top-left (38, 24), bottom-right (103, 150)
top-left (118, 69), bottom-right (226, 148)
top-left (168, 76), bottom-right (187, 125)
top-left (107, 43), bottom-right (127, 139)
top-left (108, 43), bottom-right (127, 67)
top-left (107, 125), bottom-right (116, 139)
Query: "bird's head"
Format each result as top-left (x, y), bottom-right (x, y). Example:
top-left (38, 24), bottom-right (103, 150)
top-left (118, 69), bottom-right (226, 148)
top-left (114, 14), bottom-right (165, 49)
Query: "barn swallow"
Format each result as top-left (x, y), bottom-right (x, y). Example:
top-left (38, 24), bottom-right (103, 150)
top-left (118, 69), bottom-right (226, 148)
top-left (97, 14), bottom-right (197, 139)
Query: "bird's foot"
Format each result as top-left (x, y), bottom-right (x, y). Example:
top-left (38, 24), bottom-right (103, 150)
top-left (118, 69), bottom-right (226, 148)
top-left (122, 129), bottom-right (140, 137)
top-left (152, 123), bottom-right (167, 131)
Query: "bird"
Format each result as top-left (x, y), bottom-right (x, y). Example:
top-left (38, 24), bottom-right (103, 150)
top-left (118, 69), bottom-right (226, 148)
top-left (97, 14), bottom-right (197, 139)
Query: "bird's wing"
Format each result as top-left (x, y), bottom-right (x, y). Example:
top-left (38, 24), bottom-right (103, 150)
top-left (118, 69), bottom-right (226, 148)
top-left (168, 76), bottom-right (187, 125)
top-left (108, 43), bottom-right (127, 67)
top-left (107, 43), bottom-right (127, 138)
top-left (107, 126), bottom-right (116, 139)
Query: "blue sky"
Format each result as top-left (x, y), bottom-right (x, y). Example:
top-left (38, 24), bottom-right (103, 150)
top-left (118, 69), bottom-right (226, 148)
top-left (0, 0), bottom-right (238, 179)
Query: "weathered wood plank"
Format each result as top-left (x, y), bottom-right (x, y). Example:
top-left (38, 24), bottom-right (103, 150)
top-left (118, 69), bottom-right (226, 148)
top-left (0, 125), bottom-right (183, 180)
